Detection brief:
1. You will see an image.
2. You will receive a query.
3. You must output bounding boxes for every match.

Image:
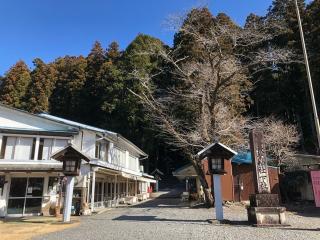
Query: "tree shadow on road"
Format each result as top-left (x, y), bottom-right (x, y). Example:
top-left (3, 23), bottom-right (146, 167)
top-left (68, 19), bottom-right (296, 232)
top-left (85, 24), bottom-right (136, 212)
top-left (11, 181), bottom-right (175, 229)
top-left (128, 197), bottom-right (192, 209)
top-left (113, 214), bottom-right (211, 224)
top-left (113, 215), bottom-right (252, 227)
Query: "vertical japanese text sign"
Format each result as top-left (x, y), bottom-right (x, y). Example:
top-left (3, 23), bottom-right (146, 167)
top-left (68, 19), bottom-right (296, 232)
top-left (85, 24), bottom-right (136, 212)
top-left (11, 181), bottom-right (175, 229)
top-left (249, 129), bottom-right (271, 194)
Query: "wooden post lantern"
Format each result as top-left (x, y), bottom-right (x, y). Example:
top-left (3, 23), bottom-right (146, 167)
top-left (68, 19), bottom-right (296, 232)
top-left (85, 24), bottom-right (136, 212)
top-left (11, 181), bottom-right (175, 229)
top-left (51, 144), bottom-right (90, 223)
top-left (51, 144), bottom-right (90, 176)
top-left (197, 142), bottom-right (237, 175)
top-left (210, 157), bottom-right (225, 174)
top-left (197, 142), bottom-right (237, 221)
top-left (63, 158), bottom-right (80, 176)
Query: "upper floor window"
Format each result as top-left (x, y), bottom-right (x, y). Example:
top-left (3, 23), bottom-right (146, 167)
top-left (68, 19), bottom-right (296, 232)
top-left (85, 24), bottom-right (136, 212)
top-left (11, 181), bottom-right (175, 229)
top-left (38, 138), bottom-right (68, 160)
top-left (0, 136), bottom-right (36, 160)
top-left (128, 154), bottom-right (139, 172)
top-left (112, 147), bottom-right (126, 167)
top-left (95, 142), bottom-right (101, 159)
top-left (104, 142), bottom-right (110, 162)
top-left (0, 136), bottom-right (68, 160)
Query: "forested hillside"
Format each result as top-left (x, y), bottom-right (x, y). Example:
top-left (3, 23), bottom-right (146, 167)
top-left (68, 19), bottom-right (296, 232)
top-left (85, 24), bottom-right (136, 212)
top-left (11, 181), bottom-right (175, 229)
top-left (0, 0), bottom-right (319, 173)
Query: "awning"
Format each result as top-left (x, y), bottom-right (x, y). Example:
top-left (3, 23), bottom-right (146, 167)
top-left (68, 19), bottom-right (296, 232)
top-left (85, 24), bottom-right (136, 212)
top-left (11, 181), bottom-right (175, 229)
top-left (121, 172), bottom-right (138, 180)
top-left (137, 176), bottom-right (156, 183)
top-left (0, 160), bottom-right (62, 172)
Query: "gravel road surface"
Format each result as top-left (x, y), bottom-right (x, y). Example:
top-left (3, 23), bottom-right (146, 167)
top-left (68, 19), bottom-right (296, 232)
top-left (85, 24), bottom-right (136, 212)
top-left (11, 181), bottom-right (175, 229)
top-left (34, 197), bottom-right (320, 240)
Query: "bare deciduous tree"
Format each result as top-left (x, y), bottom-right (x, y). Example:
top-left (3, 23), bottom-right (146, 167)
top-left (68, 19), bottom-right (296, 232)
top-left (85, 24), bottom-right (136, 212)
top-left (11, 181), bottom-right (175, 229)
top-left (253, 118), bottom-right (300, 168)
top-left (129, 8), bottom-right (300, 205)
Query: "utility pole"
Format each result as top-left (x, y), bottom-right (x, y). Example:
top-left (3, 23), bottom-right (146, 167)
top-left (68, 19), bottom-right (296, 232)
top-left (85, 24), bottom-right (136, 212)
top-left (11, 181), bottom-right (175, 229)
top-left (294, 0), bottom-right (320, 151)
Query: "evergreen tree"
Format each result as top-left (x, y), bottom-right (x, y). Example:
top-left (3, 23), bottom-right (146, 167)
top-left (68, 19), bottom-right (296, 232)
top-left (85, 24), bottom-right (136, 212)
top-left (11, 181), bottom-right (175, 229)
top-left (106, 41), bottom-right (121, 63)
top-left (24, 58), bottom-right (57, 113)
top-left (80, 41), bottom-right (106, 124)
top-left (246, 0), bottom-right (315, 151)
top-left (306, 0), bottom-right (320, 111)
top-left (49, 56), bottom-right (87, 119)
top-left (120, 34), bottom-right (170, 172)
top-left (0, 61), bottom-right (31, 108)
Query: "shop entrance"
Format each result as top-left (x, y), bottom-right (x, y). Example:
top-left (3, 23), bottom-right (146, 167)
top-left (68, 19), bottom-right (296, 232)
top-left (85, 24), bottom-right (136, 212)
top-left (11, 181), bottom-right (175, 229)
top-left (7, 177), bottom-right (44, 216)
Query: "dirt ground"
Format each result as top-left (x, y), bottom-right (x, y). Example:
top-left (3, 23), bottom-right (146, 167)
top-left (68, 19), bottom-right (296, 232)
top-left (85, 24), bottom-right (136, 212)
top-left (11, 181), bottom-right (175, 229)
top-left (0, 216), bottom-right (80, 240)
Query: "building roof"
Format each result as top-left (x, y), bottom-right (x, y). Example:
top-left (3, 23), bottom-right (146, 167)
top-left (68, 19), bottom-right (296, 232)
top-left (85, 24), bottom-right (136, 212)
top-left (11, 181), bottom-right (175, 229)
top-left (232, 151), bottom-right (252, 165)
top-left (0, 103), bottom-right (147, 157)
top-left (38, 113), bottom-right (116, 136)
top-left (172, 164), bottom-right (196, 177)
top-left (38, 113), bottom-right (147, 157)
top-left (0, 103), bottom-right (79, 134)
top-left (151, 168), bottom-right (164, 176)
top-left (51, 144), bottom-right (91, 162)
top-left (196, 142), bottom-right (237, 160)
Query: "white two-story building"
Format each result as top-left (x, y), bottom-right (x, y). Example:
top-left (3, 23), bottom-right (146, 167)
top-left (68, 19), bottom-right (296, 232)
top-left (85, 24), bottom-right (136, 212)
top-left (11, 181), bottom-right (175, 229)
top-left (0, 103), bottom-right (155, 217)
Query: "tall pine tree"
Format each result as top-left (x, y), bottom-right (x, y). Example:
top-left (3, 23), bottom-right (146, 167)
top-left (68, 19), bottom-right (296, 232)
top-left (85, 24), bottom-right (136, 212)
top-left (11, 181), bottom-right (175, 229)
top-left (80, 41), bottom-right (106, 125)
top-left (0, 61), bottom-right (31, 108)
top-left (24, 58), bottom-right (57, 113)
top-left (49, 56), bottom-right (87, 120)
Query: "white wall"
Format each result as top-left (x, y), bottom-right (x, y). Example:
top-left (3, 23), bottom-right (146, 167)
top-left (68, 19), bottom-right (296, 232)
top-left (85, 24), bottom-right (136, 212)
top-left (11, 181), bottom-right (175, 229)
top-left (81, 130), bottom-right (96, 158)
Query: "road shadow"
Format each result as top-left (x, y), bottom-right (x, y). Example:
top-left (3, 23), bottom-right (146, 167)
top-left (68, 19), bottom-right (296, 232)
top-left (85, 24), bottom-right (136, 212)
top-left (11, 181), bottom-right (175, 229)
top-left (284, 203), bottom-right (320, 218)
top-left (128, 197), bottom-right (191, 209)
top-left (113, 214), bottom-right (209, 225)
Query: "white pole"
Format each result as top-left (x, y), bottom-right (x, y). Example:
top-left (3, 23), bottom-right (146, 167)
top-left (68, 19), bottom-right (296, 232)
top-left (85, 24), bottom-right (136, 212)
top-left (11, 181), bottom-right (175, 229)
top-left (185, 178), bottom-right (188, 192)
top-left (156, 180), bottom-right (159, 192)
top-left (114, 175), bottom-right (117, 202)
top-left (294, 0), bottom-right (320, 151)
top-left (213, 174), bottom-right (223, 221)
top-left (135, 180), bottom-right (137, 196)
top-left (63, 176), bottom-right (74, 223)
top-left (126, 178), bottom-right (129, 197)
top-left (101, 181), bottom-right (105, 203)
top-left (91, 171), bottom-right (96, 212)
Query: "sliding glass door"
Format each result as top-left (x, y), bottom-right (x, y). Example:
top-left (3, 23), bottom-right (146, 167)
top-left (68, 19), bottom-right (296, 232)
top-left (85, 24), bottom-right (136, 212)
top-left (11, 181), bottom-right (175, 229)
top-left (7, 177), bottom-right (44, 216)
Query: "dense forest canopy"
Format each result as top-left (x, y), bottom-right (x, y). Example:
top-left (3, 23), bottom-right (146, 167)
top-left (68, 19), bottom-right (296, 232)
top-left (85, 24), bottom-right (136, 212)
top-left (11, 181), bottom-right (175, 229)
top-left (0, 0), bottom-right (319, 175)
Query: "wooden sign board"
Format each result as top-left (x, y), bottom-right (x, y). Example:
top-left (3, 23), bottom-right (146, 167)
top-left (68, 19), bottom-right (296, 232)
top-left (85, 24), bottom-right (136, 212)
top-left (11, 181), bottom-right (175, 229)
top-left (249, 129), bottom-right (271, 194)
top-left (311, 170), bottom-right (320, 207)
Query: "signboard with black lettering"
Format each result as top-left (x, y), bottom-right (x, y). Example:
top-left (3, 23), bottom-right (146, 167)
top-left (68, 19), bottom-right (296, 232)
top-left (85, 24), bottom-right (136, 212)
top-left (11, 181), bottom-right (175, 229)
top-left (249, 129), bottom-right (271, 194)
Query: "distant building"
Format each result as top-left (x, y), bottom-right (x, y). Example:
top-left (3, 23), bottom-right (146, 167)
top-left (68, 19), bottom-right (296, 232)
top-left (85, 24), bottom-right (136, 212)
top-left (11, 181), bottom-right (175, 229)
top-left (172, 151), bottom-right (279, 202)
top-left (281, 154), bottom-right (320, 202)
top-left (0, 104), bottom-right (155, 217)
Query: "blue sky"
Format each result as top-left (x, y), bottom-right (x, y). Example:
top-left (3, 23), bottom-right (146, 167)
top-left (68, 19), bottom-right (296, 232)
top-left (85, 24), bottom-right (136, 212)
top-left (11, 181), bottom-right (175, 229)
top-left (0, 0), bottom-right (302, 75)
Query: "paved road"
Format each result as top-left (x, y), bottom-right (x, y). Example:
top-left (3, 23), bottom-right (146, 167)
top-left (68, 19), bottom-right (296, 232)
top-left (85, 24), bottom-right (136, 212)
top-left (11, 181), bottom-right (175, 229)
top-left (35, 197), bottom-right (320, 240)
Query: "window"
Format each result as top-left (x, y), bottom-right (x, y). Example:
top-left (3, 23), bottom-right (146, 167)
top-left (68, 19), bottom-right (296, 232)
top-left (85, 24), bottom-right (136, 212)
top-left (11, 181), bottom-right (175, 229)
top-left (65, 160), bottom-right (77, 172)
top-left (0, 136), bottom-right (8, 159)
top-left (38, 138), bottom-right (68, 160)
top-left (15, 137), bottom-right (36, 160)
top-left (95, 142), bottom-right (101, 159)
top-left (37, 138), bottom-right (45, 160)
top-left (38, 138), bottom-right (53, 160)
top-left (47, 177), bottom-right (59, 194)
top-left (113, 147), bottom-right (126, 167)
top-left (129, 155), bottom-right (139, 171)
top-left (211, 158), bottom-right (223, 171)
top-left (0, 136), bottom-right (17, 159)
top-left (104, 142), bottom-right (110, 162)
top-left (0, 176), bottom-right (5, 196)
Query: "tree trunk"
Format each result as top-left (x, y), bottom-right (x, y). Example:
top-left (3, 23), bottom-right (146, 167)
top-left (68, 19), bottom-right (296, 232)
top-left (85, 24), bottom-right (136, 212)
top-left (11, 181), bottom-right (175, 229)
top-left (190, 157), bottom-right (214, 207)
